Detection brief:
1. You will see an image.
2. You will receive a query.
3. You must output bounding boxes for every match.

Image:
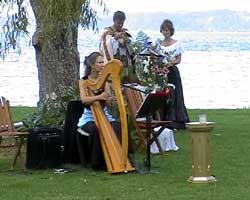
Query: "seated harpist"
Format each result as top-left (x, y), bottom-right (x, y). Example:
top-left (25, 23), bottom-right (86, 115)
top-left (77, 52), bottom-right (136, 172)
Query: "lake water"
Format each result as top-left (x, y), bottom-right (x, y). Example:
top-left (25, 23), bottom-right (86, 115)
top-left (0, 30), bottom-right (250, 109)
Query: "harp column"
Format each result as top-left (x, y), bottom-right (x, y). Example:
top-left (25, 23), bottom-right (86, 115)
top-left (186, 122), bottom-right (217, 183)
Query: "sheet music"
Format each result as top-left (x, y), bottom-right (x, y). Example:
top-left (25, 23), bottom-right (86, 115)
top-left (122, 83), bottom-right (148, 94)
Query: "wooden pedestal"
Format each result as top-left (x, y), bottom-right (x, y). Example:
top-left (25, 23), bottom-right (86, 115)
top-left (186, 122), bottom-right (217, 183)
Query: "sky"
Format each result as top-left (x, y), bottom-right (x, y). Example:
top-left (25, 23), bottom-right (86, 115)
top-left (94, 0), bottom-right (250, 14)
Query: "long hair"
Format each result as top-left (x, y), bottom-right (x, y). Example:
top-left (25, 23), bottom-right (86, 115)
top-left (83, 52), bottom-right (102, 79)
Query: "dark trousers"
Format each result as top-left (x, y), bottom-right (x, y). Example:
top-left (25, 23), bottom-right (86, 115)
top-left (81, 120), bottom-right (135, 169)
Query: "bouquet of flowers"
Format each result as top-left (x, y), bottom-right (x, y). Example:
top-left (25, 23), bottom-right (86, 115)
top-left (134, 54), bottom-right (169, 91)
top-left (132, 31), bottom-right (169, 91)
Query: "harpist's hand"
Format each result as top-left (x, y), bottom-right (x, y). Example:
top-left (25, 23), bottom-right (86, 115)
top-left (99, 91), bottom-right (110, 101)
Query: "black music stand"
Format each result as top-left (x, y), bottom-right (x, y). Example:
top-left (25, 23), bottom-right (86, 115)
top-left (136, 92), bottom-right (169, 172)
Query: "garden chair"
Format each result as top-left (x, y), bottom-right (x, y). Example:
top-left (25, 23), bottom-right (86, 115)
top-left (124, 87), bottom-right (173, 153)
top-left (0, 96), bottom-right (28, 170)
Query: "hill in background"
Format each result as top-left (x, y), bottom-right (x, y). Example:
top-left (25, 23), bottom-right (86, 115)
top-left (97, 10), bottom-right (250, 32)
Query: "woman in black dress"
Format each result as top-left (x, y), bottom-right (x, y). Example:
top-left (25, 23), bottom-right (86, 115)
top-left (156, 19), bottom-right (189, 129)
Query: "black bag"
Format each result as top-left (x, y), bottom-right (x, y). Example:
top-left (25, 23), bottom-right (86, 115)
top-left (26, 127), bottom-right (64, 169)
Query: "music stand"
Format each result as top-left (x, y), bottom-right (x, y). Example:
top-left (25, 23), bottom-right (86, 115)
top-left (136, 92), bottom-right (170, 172)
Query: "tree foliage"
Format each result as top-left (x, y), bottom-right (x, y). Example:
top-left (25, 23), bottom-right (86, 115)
top-left (37, 0), bottom-right (100, 36)
top-left (0, 0), bottom-right (29, 58)
top-left (0, 0), bottom-right (107, 58)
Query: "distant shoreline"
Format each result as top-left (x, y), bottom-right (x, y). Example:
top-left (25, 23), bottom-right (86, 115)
top-left (1, 31), bottom-right (250, 109)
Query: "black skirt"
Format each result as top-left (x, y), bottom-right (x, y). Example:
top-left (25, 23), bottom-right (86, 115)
top-left (166, 66), bottom-right (189, 128)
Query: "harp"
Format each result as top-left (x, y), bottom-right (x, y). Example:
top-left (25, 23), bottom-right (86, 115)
top-left (79, 59), bottom-right (135, 174)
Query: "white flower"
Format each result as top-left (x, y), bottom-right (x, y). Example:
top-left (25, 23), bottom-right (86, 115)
top-left (142, 58), bottom-right (150, 73)
top-left (143, 65), bottom-right (149, 73)
top-left (142, 59), bottom-right (150, 66)
top-left (50, 92), bottom-right (57, 100)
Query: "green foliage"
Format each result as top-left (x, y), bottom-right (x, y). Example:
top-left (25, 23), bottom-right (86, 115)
top-left (132, 30), bottom-right (151, 54)
top-left (0, 0), bottom-right (29, 58)
top-left (11, 106), bottom-right (37, 122)
top-left (81, 1), bottom-right (108, 31)
top-left (17, 85), bottom-right (80, 131)
top-left (37, 0), bottom-right (107, 36)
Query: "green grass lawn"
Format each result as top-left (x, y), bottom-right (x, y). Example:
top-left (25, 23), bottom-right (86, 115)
top-left (1, 108), bottom-right (250, 200)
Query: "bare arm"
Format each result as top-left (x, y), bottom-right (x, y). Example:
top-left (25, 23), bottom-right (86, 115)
top-left (167, 54), bottom-right (182, 67)
top-left (80, 87), bottom-right (111, 105)
top-left (171, 54), bottom-right (182, 65)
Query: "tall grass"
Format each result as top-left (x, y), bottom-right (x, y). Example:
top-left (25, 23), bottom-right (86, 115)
top-left (0, 108), bottom-right (249, 200)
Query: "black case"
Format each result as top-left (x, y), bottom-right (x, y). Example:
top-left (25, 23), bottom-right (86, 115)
top-left (26, 127), bottom-right (64, 169)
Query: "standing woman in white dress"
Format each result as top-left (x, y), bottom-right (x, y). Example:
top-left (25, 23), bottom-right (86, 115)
top-left (156, 19), bottom-right (189, 129)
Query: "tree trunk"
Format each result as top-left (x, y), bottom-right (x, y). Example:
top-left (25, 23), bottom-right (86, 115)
top-left (30, 0), bottom-right (80, 104)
